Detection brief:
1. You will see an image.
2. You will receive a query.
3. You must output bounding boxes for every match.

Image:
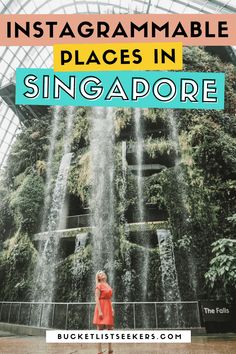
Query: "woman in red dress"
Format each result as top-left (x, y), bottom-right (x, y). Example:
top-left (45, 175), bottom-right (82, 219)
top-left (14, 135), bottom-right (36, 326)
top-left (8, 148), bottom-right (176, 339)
top-left (93, 270), bottom-right (114, 354)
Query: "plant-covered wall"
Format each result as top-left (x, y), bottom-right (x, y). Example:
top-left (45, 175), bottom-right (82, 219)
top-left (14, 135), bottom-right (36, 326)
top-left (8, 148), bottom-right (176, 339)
top-left (0, 46), bottom-right (235, 304)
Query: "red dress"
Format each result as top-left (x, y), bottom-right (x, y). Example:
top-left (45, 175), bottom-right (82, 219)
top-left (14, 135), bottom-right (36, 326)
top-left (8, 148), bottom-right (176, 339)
top-left (93, 282), bottom-right (114, 326)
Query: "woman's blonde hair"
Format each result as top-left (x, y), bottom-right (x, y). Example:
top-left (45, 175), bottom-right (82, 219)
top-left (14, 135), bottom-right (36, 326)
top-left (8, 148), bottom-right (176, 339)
top-left (96, 270), bottom-right (106, 284)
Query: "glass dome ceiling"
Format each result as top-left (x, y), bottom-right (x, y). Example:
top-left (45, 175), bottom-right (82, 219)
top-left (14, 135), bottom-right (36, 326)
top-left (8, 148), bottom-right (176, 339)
top-left (0, 0), bottom-right (235, 168)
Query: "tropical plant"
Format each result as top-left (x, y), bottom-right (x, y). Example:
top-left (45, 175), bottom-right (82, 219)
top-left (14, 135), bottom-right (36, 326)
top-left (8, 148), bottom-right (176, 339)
top-left (205, 238), bottom-right (236, 300)
top-left (10, 173), bottom-right (44, 233)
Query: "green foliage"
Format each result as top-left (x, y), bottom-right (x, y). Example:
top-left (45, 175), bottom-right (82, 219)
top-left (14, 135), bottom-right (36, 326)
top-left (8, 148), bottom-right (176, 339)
top-left (55, 244), bottom-right (93, 302)
top-left (183, 46), bottom-right (236, 114)
top-left (114, 144), bottom-right (138, 220)
top-left (114, 108), bottom-right (132, 137)
top-left (205, 239), bottom-right (236, 300)
top-left (119, 237), bottom-right (160, 301)
top-left (143, 108), bottom-right (169, 126)
top-left (71, 107), bottom-right (91, 151)
top-left (0, 46), bottom-right (236, 303)
top-left (5, 112), bottom-right (52, 182)
top-left (0, 232), bottom-right (37, 300)
top-left (10, 174), bottom-right (44, 233)
top-left (189, 119), bottom-right (236, 181)
top-left (145, 137), bottom-right (176, 159)
top-left (0, 189), bottom-right (15, 242)
top-left (227, 213), bottom-right (236, 226)
top-left (67, 151), bottom-right (90, 206)
top-left (183, 46), bottom-right (223, 72)
top-left (143, 173), bottom-right (166, 206)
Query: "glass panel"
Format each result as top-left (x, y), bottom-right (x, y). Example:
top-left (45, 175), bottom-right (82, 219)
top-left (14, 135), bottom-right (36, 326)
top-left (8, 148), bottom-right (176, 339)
top-left (113, 303), bottom-right (134, 329)
top-left (0, 303), bottom-right (10, 322)
top-left (53, 304), bottom-right (67, 329)
top-left (67, 304), bottom-right (91, 330)
top-left (135, 303), bottom-right (156, 329)
top-left (9, 303), bottom-right (20, 323)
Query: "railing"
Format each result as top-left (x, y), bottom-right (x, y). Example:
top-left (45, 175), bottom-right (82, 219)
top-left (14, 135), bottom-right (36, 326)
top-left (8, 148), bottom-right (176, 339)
top-left (125, 208), bottom-right (168, 223)
top-left (0, 301), bottom-right (201, 329)
top-left (66, 214), bottom-right (90, 229)
top-left (65, 211), bottom-right (167, 229)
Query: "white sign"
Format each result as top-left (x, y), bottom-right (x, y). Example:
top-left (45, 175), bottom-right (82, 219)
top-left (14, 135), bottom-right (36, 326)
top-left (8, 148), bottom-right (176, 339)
top-left (46, 330), bottom-right (191, 343)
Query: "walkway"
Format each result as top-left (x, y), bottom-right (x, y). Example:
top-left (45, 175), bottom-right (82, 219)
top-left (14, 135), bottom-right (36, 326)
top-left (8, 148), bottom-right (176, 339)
top-left (0, 331), bottom-right (236, 354)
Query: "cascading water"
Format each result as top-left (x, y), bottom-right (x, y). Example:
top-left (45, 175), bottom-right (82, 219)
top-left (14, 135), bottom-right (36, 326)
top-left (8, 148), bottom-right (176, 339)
top-left (73, 232), bottom-right (89, 295)
top-left (40, 106), bottom-right (74, 232)
top-left (90, 107), bottom-right (115, 289)
top-left (31, 152), bottom-right (72, 326)
top-left (122, 141), bottom-right (127, 177)
top-left (168, 110), bottom-right (179, 157)
top-left (31, 107), bottom-right (74, 327)
top-left (74, 233), bottom-right (88, 253)
top-left (157, 229), bottom-right (183, 327)
top-left (157, 229), bottom-right (181, 300)
top-left (40, 153), bottom-right (72, 294)
top-left (134, 108), bottom-right (151, 327)
top-left (63, 106), bottom-right (75, 155)
top-left (120, 141), bottom-right (129, 246)
top-left (120, 141), bottom-right (132, 326)
top-left (41, 106), bottom-right (61, 232)
top-left (134, 108), bottom-right (145, 224)
top-left (168, 110), bottom-right (198, 298)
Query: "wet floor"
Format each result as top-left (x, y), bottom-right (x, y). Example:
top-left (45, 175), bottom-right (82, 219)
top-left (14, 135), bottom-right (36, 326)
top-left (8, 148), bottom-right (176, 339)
top-left (0, 332), bottom-right (236, 354)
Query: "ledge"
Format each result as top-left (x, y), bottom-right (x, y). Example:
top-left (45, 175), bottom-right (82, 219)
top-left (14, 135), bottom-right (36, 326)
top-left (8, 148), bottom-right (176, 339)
top-left (0, 322), bottom-right (48, 336)
top-left (33, 221), bottom-right (168, 241)
top-left (0, 322), bottom-right (206, 337)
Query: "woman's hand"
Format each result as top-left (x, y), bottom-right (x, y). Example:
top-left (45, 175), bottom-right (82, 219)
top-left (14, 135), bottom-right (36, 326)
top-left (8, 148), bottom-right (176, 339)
top-left (112, 307), bottom-right (114, 317)
top-left (98, 311), bottom-right (103, 319)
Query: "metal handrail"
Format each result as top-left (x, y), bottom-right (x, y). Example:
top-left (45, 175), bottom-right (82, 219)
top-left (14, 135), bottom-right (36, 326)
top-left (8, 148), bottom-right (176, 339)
top-left (0, 300), bottom-right (202, 329)
top-left (0, 300), bottom-right (199, 305)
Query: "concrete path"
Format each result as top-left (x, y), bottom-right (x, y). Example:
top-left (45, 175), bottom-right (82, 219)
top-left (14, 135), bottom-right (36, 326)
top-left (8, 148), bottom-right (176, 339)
top-left (0, 332), bottom-right (236, 354)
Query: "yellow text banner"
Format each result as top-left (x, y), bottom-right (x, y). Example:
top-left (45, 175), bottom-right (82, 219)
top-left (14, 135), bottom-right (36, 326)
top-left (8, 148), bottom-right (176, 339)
top-left (54, 42), bottom-right (182, 71)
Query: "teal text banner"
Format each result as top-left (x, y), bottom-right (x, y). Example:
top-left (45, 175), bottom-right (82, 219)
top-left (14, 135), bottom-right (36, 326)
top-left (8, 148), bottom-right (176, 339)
top-left (16, 68), bottom-right (225, 109)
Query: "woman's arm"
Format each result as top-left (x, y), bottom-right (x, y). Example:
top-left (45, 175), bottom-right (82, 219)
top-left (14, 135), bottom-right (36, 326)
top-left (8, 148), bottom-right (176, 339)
top-left (95, 288), bottom-right (103, 318)
top-left (111, 302), bottom-right (114, 317)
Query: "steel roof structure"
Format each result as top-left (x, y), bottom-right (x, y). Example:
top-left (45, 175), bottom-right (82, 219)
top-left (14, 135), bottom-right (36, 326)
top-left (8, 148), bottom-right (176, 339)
top-left (0, 0), bottom-right (235, 168)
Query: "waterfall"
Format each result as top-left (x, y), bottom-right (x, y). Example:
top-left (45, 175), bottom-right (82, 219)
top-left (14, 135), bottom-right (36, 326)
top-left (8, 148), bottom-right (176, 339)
top-left (73, 232), bottom-right (89, 295)
top-left (168, 110), bottom-right (179, 157)
top-left (157, 229), bottom-right (183, 327)
top-left (63, 106), bottom-right (75, 155)
top-left (134, 108), bottom-right (148, 299)
top-left (168, 110), bottom-right (198, 298)
top-left (90, 107), bottom-right (115, 289)
top-left (31, 152), bottom-right (72, 326)
top-left (134, 108), bottom-right (151, 328)
top-left (121, 141), bottom-right (132, 306)
top-left (157, 229), bottom-right (181, 301)
top-left (134, 108), bottom-right (144, 223)
top-left (31, 107), bottom-right (74, 327)
top-left (41, 106), bottom-right (61, 232)
top-left (122, 141), bottom-right (127, 175)
top-left (40, 106), bottom-right (74, 232)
